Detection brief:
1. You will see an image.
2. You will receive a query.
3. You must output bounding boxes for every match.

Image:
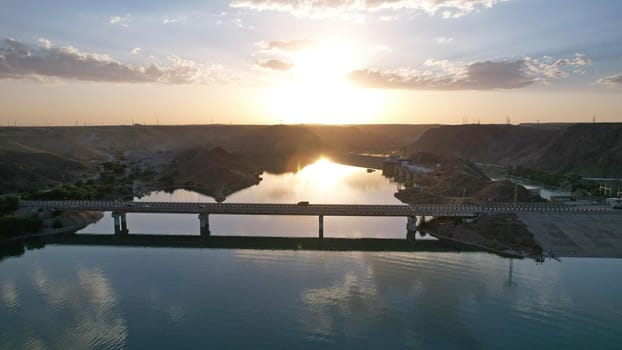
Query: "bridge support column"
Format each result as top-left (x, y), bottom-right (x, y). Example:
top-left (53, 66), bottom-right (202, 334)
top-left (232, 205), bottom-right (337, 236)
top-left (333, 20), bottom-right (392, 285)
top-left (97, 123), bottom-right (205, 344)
top-left (112, 212), bottom-right (128, 236)
top-left (120, 213), bottom-right (128, 234)
top-left (199, 213), bottom-right (210, 237)
top-left (319, 215), bottom-right (324, 239)
top-left (406, 216), bottom-right (417, 242)
top-left (112, 212), bottom-right (121, 234)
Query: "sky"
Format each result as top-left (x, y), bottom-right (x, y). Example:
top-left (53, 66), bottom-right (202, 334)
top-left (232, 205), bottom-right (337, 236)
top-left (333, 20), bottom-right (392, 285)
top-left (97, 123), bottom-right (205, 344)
top-left (0, 0), bottom-right (621, 125)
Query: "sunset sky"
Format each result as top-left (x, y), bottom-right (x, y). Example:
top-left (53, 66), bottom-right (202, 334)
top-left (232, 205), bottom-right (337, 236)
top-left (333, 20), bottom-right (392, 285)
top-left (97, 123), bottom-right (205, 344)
top-left (1, 0), bottom-right (621, 125)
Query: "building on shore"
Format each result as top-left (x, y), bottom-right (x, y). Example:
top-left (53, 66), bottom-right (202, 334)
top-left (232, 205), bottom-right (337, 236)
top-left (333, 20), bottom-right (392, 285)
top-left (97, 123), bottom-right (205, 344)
top-left (383, 156), bottom-right (434, 185)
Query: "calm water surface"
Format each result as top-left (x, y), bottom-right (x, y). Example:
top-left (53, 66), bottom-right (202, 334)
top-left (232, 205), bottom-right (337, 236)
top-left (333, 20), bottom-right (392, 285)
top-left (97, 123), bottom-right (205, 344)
top-left (79, 159), bottom-right (413, 238)
top-left (2, 159), bottom-right (622, 349)
top-left (1, 248), bottom-right (621, 349)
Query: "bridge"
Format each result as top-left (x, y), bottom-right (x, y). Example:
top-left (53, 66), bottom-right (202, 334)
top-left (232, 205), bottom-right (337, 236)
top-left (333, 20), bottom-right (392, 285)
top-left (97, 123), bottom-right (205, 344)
top-left (19, 200), bottom-right (615, 239)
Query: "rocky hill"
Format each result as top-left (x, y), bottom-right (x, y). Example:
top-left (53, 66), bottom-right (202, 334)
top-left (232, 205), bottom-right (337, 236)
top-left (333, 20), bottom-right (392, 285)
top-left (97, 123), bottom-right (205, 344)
top-left (171, 147), bottom-right (262, 198)
top-left (536, 123), bottom-right (622, 176)
top-left (407, 124), bottom-right (557, 166)
top-left (0, 124), bottom-right (436, 194)
top-left (0, 152), bottom-right (94, 193)
top-left (408, 123), bottom-right (622, 177)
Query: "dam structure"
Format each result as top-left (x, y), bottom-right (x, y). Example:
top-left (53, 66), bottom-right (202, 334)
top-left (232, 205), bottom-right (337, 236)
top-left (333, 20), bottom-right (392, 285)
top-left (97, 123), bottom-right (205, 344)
top-left (19, 200), bottom-right (616, 239)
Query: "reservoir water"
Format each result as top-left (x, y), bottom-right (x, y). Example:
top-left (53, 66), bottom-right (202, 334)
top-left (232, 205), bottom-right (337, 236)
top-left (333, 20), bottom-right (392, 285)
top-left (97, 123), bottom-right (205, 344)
top-left (2, 159), bottom-right (621, 349)
top-left (78, 158), bottom-right (414, 238)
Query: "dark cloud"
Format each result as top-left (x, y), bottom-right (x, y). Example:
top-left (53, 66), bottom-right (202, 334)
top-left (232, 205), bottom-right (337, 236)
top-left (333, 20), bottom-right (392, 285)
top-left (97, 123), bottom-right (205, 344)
top-left (348, 55), bottom-right (590, 91)
top-left (257, 59), bottom-right (294, 71)
top-left (0, 38), bottom-right (230, 84)
top-left (596, 73), bottom-right (622, 87)
top-left (464, 60), bottom-right (535, 89)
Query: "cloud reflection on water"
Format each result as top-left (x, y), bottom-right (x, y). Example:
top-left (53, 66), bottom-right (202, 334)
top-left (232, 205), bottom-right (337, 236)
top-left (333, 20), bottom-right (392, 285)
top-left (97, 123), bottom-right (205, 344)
top-left (1, 279), bottom-right (19, 309)
top-left (1, 264), bottom-right (128, 349)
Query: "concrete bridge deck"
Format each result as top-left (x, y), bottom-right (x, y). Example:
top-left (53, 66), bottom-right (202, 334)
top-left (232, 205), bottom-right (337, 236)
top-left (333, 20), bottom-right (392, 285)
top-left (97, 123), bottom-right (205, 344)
top-left (18, 200), bottom-right (619, 239)
top-left (18, 200), bottom-right (615, 216)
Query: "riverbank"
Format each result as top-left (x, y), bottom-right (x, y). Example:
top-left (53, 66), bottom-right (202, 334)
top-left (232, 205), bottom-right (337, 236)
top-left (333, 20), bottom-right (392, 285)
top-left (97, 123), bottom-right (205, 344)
top-left (419, 214), bottom-right (543, 260)
top-left (392, 153), bottom-right (540, 205)
top-left (1, 208), bottom-right (102, 244)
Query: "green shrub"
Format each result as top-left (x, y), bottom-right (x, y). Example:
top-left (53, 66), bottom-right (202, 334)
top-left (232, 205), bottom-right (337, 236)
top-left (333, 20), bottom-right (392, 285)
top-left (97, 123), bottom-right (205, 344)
top-left (52, 218), bottom-right (63, 229)
top-left (0, 214), bottom-right (42, 238)
top-left (0, 195), bottom-right (19, 214)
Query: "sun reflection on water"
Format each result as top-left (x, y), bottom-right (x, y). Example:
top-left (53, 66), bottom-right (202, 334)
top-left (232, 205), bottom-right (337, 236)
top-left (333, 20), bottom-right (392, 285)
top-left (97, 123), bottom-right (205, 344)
top-left (297, 157), bottom-right (361, 188)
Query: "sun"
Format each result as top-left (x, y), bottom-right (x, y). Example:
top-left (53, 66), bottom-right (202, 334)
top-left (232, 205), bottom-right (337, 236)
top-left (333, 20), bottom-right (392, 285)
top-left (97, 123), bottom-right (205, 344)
top-left (263, 40), bottom-right (385, 124)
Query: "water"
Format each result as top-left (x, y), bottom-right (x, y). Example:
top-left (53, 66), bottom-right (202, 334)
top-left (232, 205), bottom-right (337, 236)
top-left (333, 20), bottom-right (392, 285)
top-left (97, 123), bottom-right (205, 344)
top-left (1, 248), bottom-right (621, 349)
top-left (3, 158), bottom-right (622, 349)
top-left (78, 158), bottom-right (415, 238)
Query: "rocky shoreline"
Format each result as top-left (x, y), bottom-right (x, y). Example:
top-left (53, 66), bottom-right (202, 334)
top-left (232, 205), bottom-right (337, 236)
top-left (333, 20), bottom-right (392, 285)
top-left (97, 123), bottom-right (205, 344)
top-left (418, 214), bottom-right (543, 260)
top-left (1, 208), bottom-right (103, 244)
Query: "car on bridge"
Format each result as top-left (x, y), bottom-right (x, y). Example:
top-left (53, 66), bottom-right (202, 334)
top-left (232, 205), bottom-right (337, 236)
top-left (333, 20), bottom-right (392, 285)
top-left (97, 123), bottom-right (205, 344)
top-left (297, 201), bottom-right (310, 206)
top-left (607, 198), bottom-right (622, 209)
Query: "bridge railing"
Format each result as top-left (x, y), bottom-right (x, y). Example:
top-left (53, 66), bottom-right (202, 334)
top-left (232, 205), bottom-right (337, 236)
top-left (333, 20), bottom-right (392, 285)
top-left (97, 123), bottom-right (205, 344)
top-left (18, 200), bottom-right (614, 215)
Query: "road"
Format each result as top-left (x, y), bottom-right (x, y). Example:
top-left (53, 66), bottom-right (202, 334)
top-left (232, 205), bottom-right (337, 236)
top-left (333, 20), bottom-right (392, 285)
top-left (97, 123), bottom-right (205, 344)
top-left (19, 200), bottom-right (617, 217)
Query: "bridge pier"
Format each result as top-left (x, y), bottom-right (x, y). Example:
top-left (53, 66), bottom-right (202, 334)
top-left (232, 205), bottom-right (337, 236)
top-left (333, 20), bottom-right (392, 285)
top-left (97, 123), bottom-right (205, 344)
top-left (121, 214), bottom-right (128, 234)
top-left (112, 212), bottom-right (128, 236)
top-left (199, 214), bottom-right (210, 237)
top-left (319, 215), bottom-right (324, 239)
top-left (112, 212), bottom-right (121, 234)
top-left (406, 216), bottom-right (418, 242)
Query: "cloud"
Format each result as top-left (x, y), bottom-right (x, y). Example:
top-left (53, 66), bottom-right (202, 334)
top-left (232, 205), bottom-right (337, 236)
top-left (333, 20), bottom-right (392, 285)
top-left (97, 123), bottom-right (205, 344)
top-left (0, 38), bottom-right (234, 84)
top-left (162, 16), bottom-right (179, 24)
top-left (258, 39), bottom-right (318, 52)
top-left (436, 36), bottom-right (453, 44)
top-left (379, 15), bottom-right (399, 21)
top-left (37, 38), bottom-right (52, 49)
top-left (131, 48), bottom-right (142, 55)
top-left (256, 58), bottom-right (294, 71)
top-left (109, 15), bottom-right (130, 27)
top-left (252, 39), bottom-right (316, 72)
top-left (596, 73), bottom-right (622, 87)
top-left (554, 54), bottom-right (591, 67)
top-left (230, 0), bottom-right (504, 19)
top-left (348, 54), bottom-right (591, 90)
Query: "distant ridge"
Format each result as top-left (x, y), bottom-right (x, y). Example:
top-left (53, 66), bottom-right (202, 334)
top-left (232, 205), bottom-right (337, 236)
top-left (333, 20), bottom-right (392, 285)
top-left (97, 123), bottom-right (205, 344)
top-left (409, 123), bottom-right (622, 177)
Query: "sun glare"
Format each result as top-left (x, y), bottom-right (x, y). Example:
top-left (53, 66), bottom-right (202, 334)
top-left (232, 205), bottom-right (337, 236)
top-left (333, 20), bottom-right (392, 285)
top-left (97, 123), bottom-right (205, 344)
top-left (264, 41), bottom-right (385, 124)
top-left (297, 157), bottom-right (360, 187)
